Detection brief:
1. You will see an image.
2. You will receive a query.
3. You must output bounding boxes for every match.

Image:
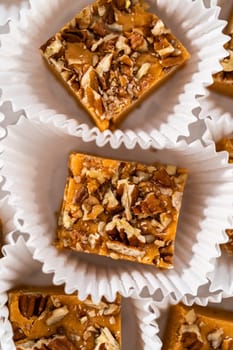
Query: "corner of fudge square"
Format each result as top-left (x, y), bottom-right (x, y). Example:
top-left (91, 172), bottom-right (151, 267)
top-left (55, 152), bottom-right (188, 269)
top-left (8, 286), bottom-right (121, 349)
top-left (39, 0), bottom-right (190, 131)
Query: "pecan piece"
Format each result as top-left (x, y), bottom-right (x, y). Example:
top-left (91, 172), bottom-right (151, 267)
top-left (105, 3), bottom-right (116, 24)
top-left (61, 29), bottom-right (87, 43)
top-left (46, 306), bottom-right (69, 326)
top-left (128, 31), bottom-right (148, 52)
top-left (18, 294), bottom-right (48, 319)
top-left (113, 0), bottom-right (130, 10)
top-left (94, 327), bottom-right (120, 350)
top-left (48, 335), bottom-right (77, 350)
top-left (76, 6), bottom-right (93, 29)
top-left (91, 21), bottom-right (108, 36)
top-left (207, 329), bottom-right (224, 349)
top-left (180, 331), bottom-right (203, 350)
top-left (133, 193), bottom-right (163, 217)
top-left (75, 186), bottom-right (89, 204)
top-left (152, 167), bottom-right (172, 187)
top-left (159, 240), bottom-right (173, 264)
top-left (12, 323), bottom-right (26, 341)
top-left (107, 241), bottom-right (145, 258)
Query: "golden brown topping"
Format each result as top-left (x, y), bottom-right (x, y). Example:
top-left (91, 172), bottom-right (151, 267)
top-left (163, 304), bottom-right (233, 350)
top-left (40, 0), bottom-right (190, 131)
top-left (56, 153), bottom-right (187, 268)
top-left (9, 287), bottom-right (121, 349)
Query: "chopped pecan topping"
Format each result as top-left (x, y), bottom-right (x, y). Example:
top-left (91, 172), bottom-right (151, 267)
top-left (105, 3), bottom-right (116, 24)
top-left (40, 0), bottom-right (189, 131)
top-left (94, 327), bottom-right (120, 350)
top-left (16, 335), bottom-right (77, 350)
top-left (75, 186), bottom-right (89, 204)
top-left (103, 189), bottom-right (120, 212)
top-left (136, 62), bottom-right (151, 80)
top-left (184, 309), bottom-right (197, 325)
top-left (46, 306), bottom-right (69, 326)
top-left (10, 288), bottom-right (121, 350)
top-left (151, 19), bottom-right (170, 36)
top-left (107, 241), bottom-right (145, 258)
top-left (56, 153), bottom-right (187, 267)
top-left (207, 329), bottom-right (224, 349)
top-left (105, 216), bottom-right (145, 244)
top-left (76, 6), bottom-right (93, 29)
top-left (128, 30), bottom-right (148, 52)
top-left (180, 330), bottom-right (203, 350)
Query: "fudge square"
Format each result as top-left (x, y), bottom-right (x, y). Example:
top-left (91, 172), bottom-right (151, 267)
top-left (39, 0), bottom-right (190, 131)
top-left (56, 153), bottom-right (188, 268)
top-left (163, 303), bottom-right (233, 349)
top-left (8, 286), bottom-right (121, 349)
top-left (216, 137), bottom-right (233, 255)
top-left (212, 7), bottom-right (233, 97)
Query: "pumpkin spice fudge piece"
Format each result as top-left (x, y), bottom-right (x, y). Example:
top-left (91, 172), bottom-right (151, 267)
top-left (39, 0), bottom-right (190, 131)
top-left (56, 153), bottom-right (188, 268)
top-left (8, 286), bottom-right (121, 349)
top-left (216, 137), bottom-right (233, 254)
top-left (212, 7), bottom-right (233, 97)
top-left (163, 303), bottom-right (233, 350)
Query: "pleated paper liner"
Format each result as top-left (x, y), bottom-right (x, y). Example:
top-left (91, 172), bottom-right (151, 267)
top-left (0, 0), bottom-right (228, 148)
top-left (199, 0), bottom-right (233, 124)
top-left (203, 115), bottom-right (233, 296)
top-left (1, 116), bottom-right (233, 303)
top-left (0, 236), bottom-right (159, 350)
top-left (0, 1), bottom-right (29, 26)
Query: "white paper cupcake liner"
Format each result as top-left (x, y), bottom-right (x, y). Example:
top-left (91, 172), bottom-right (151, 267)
top-left (0, 0), bottom-right (228, 148)
top-left (199, 0), bottom-right (233, 123)
top-left (0, 104), bottom-right (28, 246)
top-left (1, 117), bottom-right (233, 303)
top-left (0, 1), bottom-right (29, 26)
top-left (0, 195), bottom-right (19, 247)
top-left (0, 236), bottom-right (159, 350)
top-left (202, 115), bottom-right (233, 296)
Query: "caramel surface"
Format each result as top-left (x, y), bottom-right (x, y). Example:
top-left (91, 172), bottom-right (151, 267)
top-left (9, 286), bottom-right (121, 349)
top-left (56, 153), bottom-right (187, 268)
top-left (40, 0), bottom-right (190, 131)
top-left (163, 303), bottom-right (233, 350)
